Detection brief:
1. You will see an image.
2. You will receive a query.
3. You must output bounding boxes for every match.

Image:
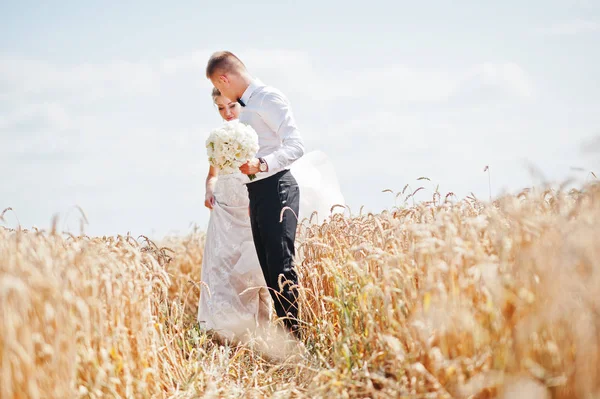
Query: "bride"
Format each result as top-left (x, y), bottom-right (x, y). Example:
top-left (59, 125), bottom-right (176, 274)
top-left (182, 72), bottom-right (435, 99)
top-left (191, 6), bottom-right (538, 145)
top-left (197, 88), bottom-right (344, 340)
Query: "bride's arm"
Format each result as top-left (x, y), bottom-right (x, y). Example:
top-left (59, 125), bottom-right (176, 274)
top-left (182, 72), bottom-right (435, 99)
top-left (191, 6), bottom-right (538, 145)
top-left (205, 165), bottom-right (218, 209)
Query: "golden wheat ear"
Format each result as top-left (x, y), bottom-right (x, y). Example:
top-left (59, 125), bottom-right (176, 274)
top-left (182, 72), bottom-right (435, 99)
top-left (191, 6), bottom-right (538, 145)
top-left (279, 206), bottom-right (299, 223)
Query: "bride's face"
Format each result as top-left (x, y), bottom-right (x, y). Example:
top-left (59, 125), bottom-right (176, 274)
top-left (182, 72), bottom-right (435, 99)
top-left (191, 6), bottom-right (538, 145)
top-left (215, 96), bottom-right (240, 122)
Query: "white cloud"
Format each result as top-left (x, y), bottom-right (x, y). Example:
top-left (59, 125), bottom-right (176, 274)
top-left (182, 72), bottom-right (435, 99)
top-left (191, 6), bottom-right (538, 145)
top-left (450, 63), bottom-right (533, 103)
top-left (0, 57), bottom-right (161, 102)
top-left (572, 0), bottom-right (596, 7)
top-left (239, 53), bottom-right (532, 106)
top-left (323, 111), bottom-right (439, 148)
top-left (160, 50), bottom-right (212, 75)
top-left (0, 102), bottom-right (72, 132)
top-left (238, 55), bottom-right (457, 104)
top-left (0, 102), bottom-right (81, 165)
top-left (539, 19), bottom-right (600, 35)
top-left (337, 66), bottom-right (456, 103)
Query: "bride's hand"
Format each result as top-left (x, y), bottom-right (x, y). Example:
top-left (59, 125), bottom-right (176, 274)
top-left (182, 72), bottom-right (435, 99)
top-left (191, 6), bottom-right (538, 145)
top-left (205, 192), bottom-right (215, 209)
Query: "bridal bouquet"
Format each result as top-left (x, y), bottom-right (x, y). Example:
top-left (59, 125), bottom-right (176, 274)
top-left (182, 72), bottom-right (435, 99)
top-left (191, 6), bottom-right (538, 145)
top-left (206, 120), bottom-right (260, 180)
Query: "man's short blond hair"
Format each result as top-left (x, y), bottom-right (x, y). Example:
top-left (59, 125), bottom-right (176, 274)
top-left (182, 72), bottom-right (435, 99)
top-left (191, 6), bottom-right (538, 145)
top-left (206, 51), bottom-right (246, 78)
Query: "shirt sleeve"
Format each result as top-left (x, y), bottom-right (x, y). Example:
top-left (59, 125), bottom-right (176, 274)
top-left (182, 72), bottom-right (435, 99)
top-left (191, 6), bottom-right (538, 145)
top-left (258, 91), bottom-right (304, 170)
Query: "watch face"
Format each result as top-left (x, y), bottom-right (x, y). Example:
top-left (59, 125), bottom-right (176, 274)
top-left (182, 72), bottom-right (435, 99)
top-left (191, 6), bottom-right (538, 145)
top-left (260, 163), bottom-right (267, 172)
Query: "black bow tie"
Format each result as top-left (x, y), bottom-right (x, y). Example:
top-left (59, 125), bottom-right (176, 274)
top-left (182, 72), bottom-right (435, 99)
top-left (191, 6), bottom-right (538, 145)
top-left (237, 98), bottom-right (246, 107)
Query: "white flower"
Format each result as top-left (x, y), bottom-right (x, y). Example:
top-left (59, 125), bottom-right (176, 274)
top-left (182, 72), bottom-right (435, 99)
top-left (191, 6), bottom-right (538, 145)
top-left (205, 120), bottom-right (259, 175)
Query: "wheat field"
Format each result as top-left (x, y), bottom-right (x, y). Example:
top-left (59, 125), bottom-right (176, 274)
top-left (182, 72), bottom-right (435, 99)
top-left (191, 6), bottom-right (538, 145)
top-left (1, 181), bottom-right (600, 398)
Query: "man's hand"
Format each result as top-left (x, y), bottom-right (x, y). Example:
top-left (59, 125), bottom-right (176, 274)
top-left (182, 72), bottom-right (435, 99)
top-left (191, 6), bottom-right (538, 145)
top-left (239, 158), bottom-right (261, 175)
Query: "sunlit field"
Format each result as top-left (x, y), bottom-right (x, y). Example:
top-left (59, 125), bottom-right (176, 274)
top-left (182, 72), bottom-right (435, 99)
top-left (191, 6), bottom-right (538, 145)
top-left (2, 180), bottom-right (599, 398)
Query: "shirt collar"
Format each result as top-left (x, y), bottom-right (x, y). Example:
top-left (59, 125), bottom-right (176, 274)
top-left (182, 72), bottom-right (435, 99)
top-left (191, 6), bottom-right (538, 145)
top-left (240, 78), bottom-right (263, 106)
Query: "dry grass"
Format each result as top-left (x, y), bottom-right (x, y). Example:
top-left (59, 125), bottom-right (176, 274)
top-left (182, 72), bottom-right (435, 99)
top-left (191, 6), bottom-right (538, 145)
top-left (1, 181), bottom-right (600, 398)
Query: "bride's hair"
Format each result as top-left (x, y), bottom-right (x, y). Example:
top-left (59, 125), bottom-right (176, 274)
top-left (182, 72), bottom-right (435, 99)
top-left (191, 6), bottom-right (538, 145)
top-left (211, 87), bottom-right (221, 103)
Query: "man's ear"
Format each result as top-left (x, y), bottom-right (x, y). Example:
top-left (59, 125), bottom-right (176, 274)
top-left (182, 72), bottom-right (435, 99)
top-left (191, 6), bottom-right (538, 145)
top-left (218, 74), bottom-right (229, 85)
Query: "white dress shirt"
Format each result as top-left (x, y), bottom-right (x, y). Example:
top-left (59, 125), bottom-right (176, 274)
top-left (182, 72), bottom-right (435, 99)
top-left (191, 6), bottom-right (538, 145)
top-left (238, 78), bottom-right (305, 183)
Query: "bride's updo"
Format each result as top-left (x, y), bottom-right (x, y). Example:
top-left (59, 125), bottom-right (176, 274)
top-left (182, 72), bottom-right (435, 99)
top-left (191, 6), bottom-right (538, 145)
top-left (211, 87), bottom-right (222, 103)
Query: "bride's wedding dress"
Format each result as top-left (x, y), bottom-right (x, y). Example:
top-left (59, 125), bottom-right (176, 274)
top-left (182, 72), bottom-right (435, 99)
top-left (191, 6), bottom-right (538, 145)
top-left (197, 151), bottom-right (344, 339)
top-left (197, 172), bottom-right (271, 339)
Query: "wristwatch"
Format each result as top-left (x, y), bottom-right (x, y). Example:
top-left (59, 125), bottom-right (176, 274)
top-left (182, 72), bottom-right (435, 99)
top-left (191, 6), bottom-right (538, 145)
top-left (258, 158), bottom-right (268, 172)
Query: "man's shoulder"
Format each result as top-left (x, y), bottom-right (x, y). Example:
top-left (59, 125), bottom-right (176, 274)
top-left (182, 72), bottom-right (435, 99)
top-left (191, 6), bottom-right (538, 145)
top-left (254, 84), bottom-right (289, 103)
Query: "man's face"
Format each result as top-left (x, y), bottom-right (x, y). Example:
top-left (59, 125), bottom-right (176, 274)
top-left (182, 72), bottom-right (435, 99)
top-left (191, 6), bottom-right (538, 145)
top-left (210, 75), bottom-right (235, 101)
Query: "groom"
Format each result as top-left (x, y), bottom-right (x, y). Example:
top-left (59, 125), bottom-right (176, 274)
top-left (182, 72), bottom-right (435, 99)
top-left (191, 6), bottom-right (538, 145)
top-left (206, 51), bottom-right (304, 337)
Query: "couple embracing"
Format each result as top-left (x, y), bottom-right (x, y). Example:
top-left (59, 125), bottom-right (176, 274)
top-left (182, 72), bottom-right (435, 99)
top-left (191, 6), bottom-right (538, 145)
top-left (197, 51), bottom-right (343, 342)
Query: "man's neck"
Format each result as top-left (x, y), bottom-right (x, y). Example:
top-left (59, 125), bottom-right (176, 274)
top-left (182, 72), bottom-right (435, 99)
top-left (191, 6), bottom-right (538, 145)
top-left (238, 74), bottom-right (252, 99)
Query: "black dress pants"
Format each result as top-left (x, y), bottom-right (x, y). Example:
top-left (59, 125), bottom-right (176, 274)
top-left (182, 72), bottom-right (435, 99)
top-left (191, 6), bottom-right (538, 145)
top-left (247, 170), bottom-right (300, 335)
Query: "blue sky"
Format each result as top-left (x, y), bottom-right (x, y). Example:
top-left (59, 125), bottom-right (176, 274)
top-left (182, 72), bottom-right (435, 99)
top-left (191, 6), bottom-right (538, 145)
top-left (1, 0), bottom-right (599, 237)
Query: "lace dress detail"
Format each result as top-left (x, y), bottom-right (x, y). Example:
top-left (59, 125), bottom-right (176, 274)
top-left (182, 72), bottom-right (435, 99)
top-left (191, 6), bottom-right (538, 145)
top-left (197, 172), bottom-right (271, 339)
